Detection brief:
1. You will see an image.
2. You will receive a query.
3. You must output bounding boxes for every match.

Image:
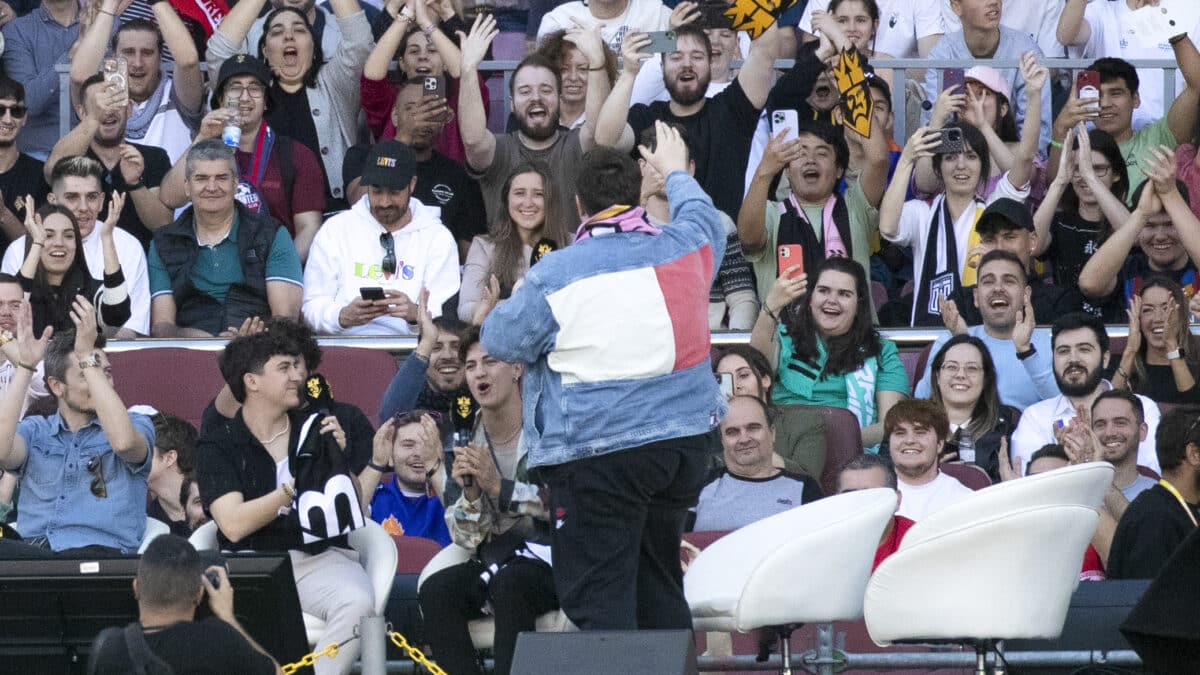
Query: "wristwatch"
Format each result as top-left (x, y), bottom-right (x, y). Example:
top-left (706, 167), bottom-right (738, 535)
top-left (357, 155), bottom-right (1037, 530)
top-left (1016, 344), bottom-right (1037, 361)
top-left (1167, 348), bottom-right (1184, 361)
top-left (79, 352), bottom-right (101, 370)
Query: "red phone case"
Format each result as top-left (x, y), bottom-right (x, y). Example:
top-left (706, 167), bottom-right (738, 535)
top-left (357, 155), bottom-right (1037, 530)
top-left (777, 245), bottom-right (804, 279)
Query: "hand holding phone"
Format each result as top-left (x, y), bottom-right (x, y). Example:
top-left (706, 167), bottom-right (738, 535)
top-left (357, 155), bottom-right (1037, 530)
top-left (771, 110), bottom-right (799, 143)
top-left (934, 127), bottom-right (965, 155)
top-left (643, 30), bottom-right (678, 53)
top-left (777, 244), bottom-right (804, 279)
top-left (102, 57), bottom-right (128, 92)
top-left (718, 372), bottom-right (734, 398)
top-left (1076, 70), bottom-right (1100, 112)
top-left (423, 75), bottom-right (447, 100)
top-left (942, 68), bottom-right (965, 92)
top-left (360, 286), bottom-right (386, 301)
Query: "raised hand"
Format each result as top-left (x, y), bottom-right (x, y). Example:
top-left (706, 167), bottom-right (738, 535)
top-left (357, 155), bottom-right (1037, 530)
top-left (319, 414), bottom-right (347, 451)
top-left (757, 129), bottom-right (803, 176)
top-left (418, 413), bottom-right (443, 470)
top-left (637, 120), bottom-right (690, 178)
top-left (620, 31), bottom-right (653, 76)
top-left (21, 194), bottom-right (44, 244)
top-left (898, 127), bottom-right (940, 168)
top-left (371, 418), bottom-right (396, 470)
top-left (457, 12), bottom-right (498, 73)
top-left (1125, 293), bottom-right (1143, 357)
top-left (471, 274), bottom-right (502, 326)
top-left (939, 296), bottom-right (968, 336)
top-left (1019, 51), bottom-right (1048, 95)
top-left (997, 436), bottom-right (1022, 482)
top-left (961, 84), bottom-right (989, 130)
top-left (764, 270), bottom-right (807, 317)
top-left (118, 144), bottom-right (145, 186)
top-left (1143, 145), bottom-right (1179, 196)
top-left (1166, 297), bottom-right (1183, 352)
top-left (668, 0), bottom-right (700, 28)
top-left (1054, 84), bottom-right (1099, 138)
top-left (101, 191), bottom-right (126, 239)
top-left (70, 295), bottom-right (99, 358)
top-left (563, 19), bottom-right (606, 71)
top-left (2, 300), bottom-right (52, 368)
top-left (1012, 287), bottom-right (1036, 351)
top-left (1053, 125), bottom-right (1078, 186)
top-left (930, 86), bottom-right (966, 128)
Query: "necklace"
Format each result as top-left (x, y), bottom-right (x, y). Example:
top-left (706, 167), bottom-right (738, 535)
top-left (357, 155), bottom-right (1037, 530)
top-left (487, 423), bottom-right (521, 448)
top-left (258, 418), bottom-right (291, 446)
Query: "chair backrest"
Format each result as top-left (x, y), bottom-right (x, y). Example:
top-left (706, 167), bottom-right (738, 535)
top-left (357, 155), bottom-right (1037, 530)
top-left (938, 463), bottom-right (991, 491)
top-left (899, 462), bottom-right (1113, 552)
top-left (870, 281), bottom-right (888, 313)
top-left (864, 504), bottom-right (1098, 644)
top-left (394, 535), bottom-right (447, 575)
top-left (139, 517), bottom-right (171, 553)
top-left (418, 544), bottom-right (474, 590)
top-left (815, 406), bottom-right (864, 495)
top-left (316, 347), bottom-right (399, 422)
top-left (188, 520), bottom-right (219, 551)
top-left (685, 488), bottom-right (896, 630)
top-left (347, 520), bottom-right (399, 615)
top-left (108, 348), bottom-right (224, 427)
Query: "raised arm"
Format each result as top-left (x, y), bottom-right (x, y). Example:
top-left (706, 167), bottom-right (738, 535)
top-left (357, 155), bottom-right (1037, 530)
top-left (159, 111), bottom-right (226, 208)
top-left (119, 144), bottom-right (174, 230)
top-left (44, 83), bottom-right (127, 183)
top-left (1034, 128), bottom-right (1074, 257)
top-left (364, 3), bottom-right (412, 81)
top-left (1146, 146), bottom-right (1200, 266)
top-left (17, 195), bottom-right (44, 283)
top-left (1047, 83), bottom-right (1098, 184)
top-left (1073, 125), bottom-right (1131, 230)
top-left (913, 86), bottom-right (964, 194)
top-left (98, 192), bottom-right (125, 277)
top-left (69, 0), bottom-right (119, 93)
top-left (456, 13), bottom-right (499, 172)
top-left (880, 128), bottom-right (938, 240)
top-left (735, 21), bottom-right (780, 109)
top-left (1079, 190), bottom-right (1149, 299)
top-left (154, 1), bottom-right (204, 115)
top-left (563, 22), bottom-right (610, 151)
top-left (1006, 53), bottom-right (1046, 190)
top-left (0, 300), bottom-right (49, 471)
top-left (739, 131), bottom-right (800, 256)
top-left (749, 272), bottom-right (806, 367)
top-left (1056, 0), bottom-right (1090, 47)
top-left (415, 0), bottom-right (462, 79)
top-left (71, 298), bottom-right (147, 463)
top-left (210, 0), bottom-right (268, 47)
top-left (1166, 36), bottom-right (1200, 144)
top-left (593, 32), bottom-right (649, 151)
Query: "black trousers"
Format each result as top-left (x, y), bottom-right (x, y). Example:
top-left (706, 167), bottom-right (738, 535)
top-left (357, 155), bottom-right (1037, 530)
top-left (540, 432), bottom-right (714, 631)
top-left (418, 557), bottom-right (558, 675)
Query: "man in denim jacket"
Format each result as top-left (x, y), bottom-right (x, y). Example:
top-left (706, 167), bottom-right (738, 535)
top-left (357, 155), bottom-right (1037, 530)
top-left (481, 122), bottom-right (727, 630)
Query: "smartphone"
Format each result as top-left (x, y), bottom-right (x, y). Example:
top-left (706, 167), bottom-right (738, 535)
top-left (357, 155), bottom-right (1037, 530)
top-left (698, 1), bottom-right (734, 30)
top-left (935, 127), bottom-right (965, 155)
top-left (360, 286), bottom-right (386, 301)
top-left (423, 75), bottom-right (447, 100)
top-left (718, 372), bottom-right (734, 398)
top-left (942, 67), bottom-right (965, 93)
top-left (777, 244), bottom-right (804, 279)
top-left (644, 30), bottom-right (678, 54)
top-left (771, 109), bottom-right (799, 143)
top-left (1076, 70), bottom-right (1101, 110)
top-left (102, 57), bottom-right (128, 92)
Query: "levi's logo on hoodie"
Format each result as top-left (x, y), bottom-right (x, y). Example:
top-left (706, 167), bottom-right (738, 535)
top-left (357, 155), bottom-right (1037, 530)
top-left (354, 261), bottom-right (415, 281)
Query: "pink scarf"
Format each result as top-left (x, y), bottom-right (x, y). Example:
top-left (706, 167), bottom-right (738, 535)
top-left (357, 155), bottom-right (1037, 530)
top-left (787, 194), bottom-right (846, 259)
top-left (574, 205), bottom-right (662, 243)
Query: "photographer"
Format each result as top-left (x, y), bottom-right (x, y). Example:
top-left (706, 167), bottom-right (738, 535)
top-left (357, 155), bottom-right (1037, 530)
top-left (88, 534), bottom-right (281, 674)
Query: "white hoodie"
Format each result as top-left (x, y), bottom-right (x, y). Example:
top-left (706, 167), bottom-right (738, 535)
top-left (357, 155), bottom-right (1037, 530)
top-left (302, 194), bottom-right (460, 335)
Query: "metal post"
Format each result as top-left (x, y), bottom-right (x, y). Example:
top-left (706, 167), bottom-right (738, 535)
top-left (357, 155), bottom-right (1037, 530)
top-left (815, 623), bottom-right (835, 675)
top-left (359, 615), bottom-right (387, 675)
top-left (779, 630), bottom-right (793, 675)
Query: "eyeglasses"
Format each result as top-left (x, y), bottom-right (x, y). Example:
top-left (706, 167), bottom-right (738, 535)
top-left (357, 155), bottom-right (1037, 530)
top-left (86, 456), bottom-right (107, 499)
top-left (940, 363), bottom-right (984, 378)
top-left (225, 84), bottom-right (266, 99)
top-left (1091, 164), bottom-right (1111, 178)
top-left (379, 233), bottom-right (396, 276)
top-left (0, 104), bottom-right (27, 119)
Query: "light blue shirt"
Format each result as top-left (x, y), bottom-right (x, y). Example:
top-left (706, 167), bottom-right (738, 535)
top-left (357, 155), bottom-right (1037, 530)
top-left (16, 411), bottom-right (155, 553)
top-left (915, 326), bottom-right (1057, 409)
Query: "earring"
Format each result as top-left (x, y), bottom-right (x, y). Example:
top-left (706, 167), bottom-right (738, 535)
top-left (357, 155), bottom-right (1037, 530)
top-left (512, 376), bottom-right (519, 384)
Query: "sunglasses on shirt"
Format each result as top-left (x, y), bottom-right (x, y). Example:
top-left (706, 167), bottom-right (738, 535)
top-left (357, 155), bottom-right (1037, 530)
top-left (380, 233), bottom-right (396, 276)
top-left (86, 455), bottom-right (107, 499)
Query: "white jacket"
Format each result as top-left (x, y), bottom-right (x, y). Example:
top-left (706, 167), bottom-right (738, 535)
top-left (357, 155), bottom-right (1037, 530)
top-left (303, 195), bottom-right (460, 335)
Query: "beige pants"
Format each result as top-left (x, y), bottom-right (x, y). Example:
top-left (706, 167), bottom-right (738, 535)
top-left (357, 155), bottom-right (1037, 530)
top-left (290, 547), bottom-right (376, 675)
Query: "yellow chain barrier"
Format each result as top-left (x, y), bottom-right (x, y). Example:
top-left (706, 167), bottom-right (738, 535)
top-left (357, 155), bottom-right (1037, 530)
top-left (280, 629), bottom-right (446, 674)
top-left (282, 641), bottom-right (340, 675)
top-left (389, 631), bottom-right (448, 675)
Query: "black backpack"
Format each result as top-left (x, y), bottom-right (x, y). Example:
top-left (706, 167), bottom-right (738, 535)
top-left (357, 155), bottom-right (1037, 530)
top-left (88, 623), bottom-right (176, 675)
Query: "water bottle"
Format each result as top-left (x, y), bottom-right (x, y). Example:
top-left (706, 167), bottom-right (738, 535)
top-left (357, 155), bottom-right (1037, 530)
top-left (221, 98), bottom-right (241, 148)
top-left (958, 428), bottom-right (976, 463)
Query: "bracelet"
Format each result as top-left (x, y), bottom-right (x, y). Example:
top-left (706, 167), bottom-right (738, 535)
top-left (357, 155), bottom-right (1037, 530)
top-left (31, 240), bottom-right (44, 247)
top-left (281, 482), bottom-right (295, 500)
top-left (421, 23), bottom-right (437, 36)
top-left (16, 361), bottom-right (35, 373)
top-left (125, 178), bottom-right (145, 191)
top-left (98, 8), bottom-right (116, 16)
top-left (1115, 367), bottom-right (1129, 381)
top-left (426, 458), bottom-right (443, 479)
top-left (1049, 138), bottom-right (1064, 149)
top-left (367, 460), bottom-right (390, 473)
top-left (1170, 34), bottom-right (1188, 46)
top-left (762, 306), bottom-right (781, 324)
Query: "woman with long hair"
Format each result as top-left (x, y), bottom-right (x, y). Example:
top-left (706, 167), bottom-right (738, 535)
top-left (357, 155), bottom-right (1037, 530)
top-left (750, 257), bottom-right (909, 450)
top-left (207, 0), bottom-right (372, 210)
top-left (17, 196), bottom-right (131, 335)
top-left (1113, 276), bottom-right (1200, 403)
top-left (926, 334), bottom-right (1019, 481)
top-left (1034, 125), bottom-right (1131, 316)
top-left (459, 162), bottom-right (570, 324)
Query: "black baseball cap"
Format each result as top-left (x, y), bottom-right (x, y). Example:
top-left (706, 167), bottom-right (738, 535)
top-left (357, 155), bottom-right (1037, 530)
top-left (210, 54), bottom-right (271, 108)
top-left (975, 198), bottom-right (1034, 236)
top-left (360, 140), bottom-right (417, 189)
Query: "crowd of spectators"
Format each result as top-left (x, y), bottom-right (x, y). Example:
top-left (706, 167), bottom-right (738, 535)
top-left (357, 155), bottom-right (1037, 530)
top-left (1, 0), bottom-right (1200, 671)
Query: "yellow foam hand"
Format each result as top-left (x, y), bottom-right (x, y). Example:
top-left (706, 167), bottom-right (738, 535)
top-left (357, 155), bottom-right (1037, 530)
top-left (725, 0), bottom-right (797, 39)
top-left (833, 48), bottom-right (873, 138)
